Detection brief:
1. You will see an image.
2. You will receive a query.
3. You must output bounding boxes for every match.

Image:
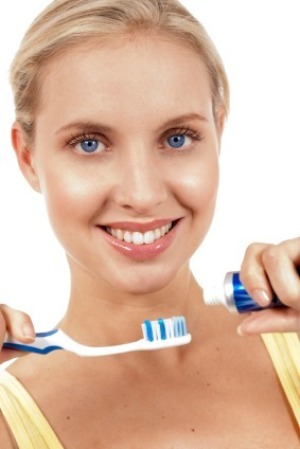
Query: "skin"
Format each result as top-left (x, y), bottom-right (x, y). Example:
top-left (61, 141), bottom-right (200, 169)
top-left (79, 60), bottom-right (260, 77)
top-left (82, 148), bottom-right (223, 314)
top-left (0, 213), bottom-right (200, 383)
top-left (12, 35), bottom-right (222, 346)
top-left (0, 35), bottom-right (300, 447)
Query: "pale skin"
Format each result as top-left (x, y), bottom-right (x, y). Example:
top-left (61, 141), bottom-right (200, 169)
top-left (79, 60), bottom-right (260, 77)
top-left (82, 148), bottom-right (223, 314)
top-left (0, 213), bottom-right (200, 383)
top-left (1, 34), bottom-right (300, 448)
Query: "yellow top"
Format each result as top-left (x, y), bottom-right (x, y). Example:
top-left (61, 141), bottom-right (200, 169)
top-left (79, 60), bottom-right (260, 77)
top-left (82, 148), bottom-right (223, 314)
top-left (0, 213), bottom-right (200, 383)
top-left (0, 333), bottom-right (299, 448)
top-left (261, 332), bottom-right (300, 426)
top-left (0, 369), bottom-right (64, 449)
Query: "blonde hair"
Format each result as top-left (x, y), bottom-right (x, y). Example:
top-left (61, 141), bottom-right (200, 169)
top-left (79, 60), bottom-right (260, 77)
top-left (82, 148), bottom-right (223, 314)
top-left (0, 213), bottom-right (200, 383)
top-left (11, 0), bottom-right (229, 138)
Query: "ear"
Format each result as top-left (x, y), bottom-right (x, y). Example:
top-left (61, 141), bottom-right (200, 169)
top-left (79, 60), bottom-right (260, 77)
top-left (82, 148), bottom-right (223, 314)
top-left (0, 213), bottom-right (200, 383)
top-left (215, 106), bottom-right (227, 151)
top-left (11, 121), bottom-right (41, 193)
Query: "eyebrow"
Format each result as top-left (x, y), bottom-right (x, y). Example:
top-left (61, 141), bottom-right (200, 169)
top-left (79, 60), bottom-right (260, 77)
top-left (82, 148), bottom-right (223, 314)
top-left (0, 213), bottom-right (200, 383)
top-left (55, 112), bottom-right (208, 135)
top-left (161, 113), bottom-right (208, 128)
top-left (55, 121), bottom-right (113, 135)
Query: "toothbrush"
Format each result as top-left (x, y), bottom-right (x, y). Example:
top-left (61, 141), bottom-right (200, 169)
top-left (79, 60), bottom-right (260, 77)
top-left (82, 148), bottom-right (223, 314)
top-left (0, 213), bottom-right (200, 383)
top-left (3, 316), bottom-right (191, 357)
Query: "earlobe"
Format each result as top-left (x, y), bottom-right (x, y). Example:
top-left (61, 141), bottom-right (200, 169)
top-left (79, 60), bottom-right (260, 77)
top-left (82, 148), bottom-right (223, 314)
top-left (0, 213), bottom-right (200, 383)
top-left (11, 122), bottom-right (41, 193)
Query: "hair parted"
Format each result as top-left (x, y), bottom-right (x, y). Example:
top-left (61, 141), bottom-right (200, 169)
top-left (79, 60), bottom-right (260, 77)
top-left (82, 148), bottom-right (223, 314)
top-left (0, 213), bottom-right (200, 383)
top-left (10, 0), bottom-right (229, 138)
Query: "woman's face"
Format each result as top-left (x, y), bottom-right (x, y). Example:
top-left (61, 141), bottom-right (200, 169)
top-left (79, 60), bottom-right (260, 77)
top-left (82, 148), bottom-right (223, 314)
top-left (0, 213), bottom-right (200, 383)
top-left (16, 35), bottom-right (223, 295)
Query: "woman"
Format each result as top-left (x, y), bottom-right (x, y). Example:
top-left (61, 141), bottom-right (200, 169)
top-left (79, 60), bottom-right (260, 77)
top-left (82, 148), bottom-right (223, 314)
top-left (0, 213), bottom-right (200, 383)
top-left (0, 0), bottom-right (300, 447)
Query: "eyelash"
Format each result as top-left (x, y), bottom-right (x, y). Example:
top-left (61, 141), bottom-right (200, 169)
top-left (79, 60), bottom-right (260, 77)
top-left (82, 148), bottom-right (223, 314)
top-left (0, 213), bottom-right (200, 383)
top-left (163, 127), bottom-right (203, 145)
top-left (66, 133), bottom-right (108, 150)
top-left (65, 127), bottom-right (203, 154)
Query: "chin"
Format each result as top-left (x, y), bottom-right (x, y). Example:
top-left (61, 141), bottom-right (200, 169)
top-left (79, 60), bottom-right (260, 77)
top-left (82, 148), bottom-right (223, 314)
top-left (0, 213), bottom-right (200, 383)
top-left (107, 264), bottom-right (182, 296)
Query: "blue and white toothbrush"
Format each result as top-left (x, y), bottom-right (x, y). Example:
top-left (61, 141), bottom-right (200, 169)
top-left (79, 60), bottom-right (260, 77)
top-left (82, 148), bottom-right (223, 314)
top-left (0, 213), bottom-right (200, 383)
top-left (3, 316), bottom-right (191, 357)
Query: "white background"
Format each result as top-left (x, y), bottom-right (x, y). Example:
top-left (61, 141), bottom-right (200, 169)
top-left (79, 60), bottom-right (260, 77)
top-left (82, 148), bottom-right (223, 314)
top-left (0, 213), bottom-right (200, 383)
top-left (0, 1), bottom-right (299, 329)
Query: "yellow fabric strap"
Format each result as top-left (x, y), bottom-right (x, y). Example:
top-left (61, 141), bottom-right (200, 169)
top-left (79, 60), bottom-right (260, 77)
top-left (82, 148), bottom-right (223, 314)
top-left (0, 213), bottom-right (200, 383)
top-left (262, 332), bottom-right (300, 427)
top-left (0, 370), bottom-right (64, 449)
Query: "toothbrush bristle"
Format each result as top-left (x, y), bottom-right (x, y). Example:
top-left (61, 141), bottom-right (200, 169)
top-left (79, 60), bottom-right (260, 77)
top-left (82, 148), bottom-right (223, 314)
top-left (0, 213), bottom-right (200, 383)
top-left (142, 316), bottom-right (188, 342)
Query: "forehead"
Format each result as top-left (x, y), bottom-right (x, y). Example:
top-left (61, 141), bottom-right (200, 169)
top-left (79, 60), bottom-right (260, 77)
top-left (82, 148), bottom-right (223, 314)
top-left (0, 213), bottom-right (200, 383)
top-left (37, 35), bottom-right (214, 125)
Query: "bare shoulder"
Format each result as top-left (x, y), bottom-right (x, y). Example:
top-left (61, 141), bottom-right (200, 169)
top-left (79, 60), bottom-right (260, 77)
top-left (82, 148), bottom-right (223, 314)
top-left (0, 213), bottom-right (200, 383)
top-left (6, 350), bottom-right (79, 399)
top-left (3, 326), bottom-right (300, 449)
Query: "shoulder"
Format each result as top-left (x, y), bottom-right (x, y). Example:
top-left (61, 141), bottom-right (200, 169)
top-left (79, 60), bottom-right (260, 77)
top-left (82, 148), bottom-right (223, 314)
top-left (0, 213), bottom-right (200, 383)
top-left (5, 350), bottom-right (114, 418)
top-left (4, 352), bottom-right (123, 447)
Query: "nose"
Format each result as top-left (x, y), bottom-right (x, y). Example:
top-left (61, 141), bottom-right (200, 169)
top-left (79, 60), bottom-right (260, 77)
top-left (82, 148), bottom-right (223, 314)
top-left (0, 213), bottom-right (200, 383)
top-left (113, 144), bottom-right (168, 214)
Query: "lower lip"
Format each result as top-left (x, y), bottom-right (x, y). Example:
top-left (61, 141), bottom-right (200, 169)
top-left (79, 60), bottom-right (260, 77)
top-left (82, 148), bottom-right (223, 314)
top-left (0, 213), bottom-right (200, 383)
top-left (97, 222), bottom-right (180, 261)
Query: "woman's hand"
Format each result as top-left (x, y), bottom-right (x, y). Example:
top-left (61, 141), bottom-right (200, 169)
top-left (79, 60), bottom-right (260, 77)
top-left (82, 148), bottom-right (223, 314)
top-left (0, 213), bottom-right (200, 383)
top-left (0, 304), bottom-right (35, 363)
top-left (238, 237), bottom-right (300, 335)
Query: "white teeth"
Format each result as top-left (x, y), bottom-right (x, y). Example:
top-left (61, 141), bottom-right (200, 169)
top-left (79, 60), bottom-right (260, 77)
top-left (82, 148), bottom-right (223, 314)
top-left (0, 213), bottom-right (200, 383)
top-left (106, 222), bottom-right (174, 246)
top-left (154, 228), bottom-right (161, 240)
top-left (116, 229), bottom-right (124, 240)
top-left (144, 231), bottom-right (155, 244)
top-left (132, 232), bottom-right (143, 245)
top-left (123, 231), bottom-right (132, 243)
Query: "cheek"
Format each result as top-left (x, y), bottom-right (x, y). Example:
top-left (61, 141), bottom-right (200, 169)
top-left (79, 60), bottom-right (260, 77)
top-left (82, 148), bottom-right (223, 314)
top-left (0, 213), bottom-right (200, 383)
top-left (38, 164), bottom-right (106, 234)
top-left (174, 155), bottom-right (219, 214)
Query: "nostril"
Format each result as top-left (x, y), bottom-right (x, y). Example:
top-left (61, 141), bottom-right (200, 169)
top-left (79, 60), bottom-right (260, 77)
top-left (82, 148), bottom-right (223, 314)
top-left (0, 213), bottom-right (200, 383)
top-left (113, 169), bottom-right (168, 212)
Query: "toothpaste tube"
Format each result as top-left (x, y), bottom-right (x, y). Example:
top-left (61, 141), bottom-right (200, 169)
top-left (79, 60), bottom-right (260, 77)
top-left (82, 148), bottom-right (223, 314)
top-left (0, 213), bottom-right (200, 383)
top-left (203, 271), bottom-right (284, 313)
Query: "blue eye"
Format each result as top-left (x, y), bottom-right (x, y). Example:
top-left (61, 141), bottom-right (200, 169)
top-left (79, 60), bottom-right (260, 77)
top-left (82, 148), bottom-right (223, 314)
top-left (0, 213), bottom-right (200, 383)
top-left (67, 133), bottom-right (107, 155)
top-left (167, 134), bottom-right (187, 149)
top-left (80, 139), bottom-right (99, 153)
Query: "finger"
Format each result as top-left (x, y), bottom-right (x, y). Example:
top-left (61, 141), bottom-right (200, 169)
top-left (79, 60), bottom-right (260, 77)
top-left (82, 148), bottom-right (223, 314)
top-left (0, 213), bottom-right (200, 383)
top-left (0, 348), bottom-right (30, 364)
top-left (0, 305), bottom-right (35, 364)
top-left (261, 238), bottom-right (300, 310)
top-left (237, 308), bottom-right (300, 335)
top-left (0, 305), bottom-right (35, 343)
top-left (239, 242), bottom-right (274, 307)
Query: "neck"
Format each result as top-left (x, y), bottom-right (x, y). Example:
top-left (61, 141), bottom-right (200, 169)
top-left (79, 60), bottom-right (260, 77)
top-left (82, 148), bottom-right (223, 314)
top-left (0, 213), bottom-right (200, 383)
top-left (58, 264), bottom-right (202, 347)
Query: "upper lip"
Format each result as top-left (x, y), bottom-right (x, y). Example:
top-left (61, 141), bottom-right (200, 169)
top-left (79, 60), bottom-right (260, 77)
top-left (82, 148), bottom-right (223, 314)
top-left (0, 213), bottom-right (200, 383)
top-left (99, 218), bottom-right (180, 233)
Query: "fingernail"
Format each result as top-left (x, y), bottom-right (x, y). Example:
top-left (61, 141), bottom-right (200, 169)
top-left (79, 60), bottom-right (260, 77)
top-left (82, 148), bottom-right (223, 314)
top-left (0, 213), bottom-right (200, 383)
top-left (252, 289), bottom-right (271, 306)
top-left (22, 324), bottom-right (35, 341)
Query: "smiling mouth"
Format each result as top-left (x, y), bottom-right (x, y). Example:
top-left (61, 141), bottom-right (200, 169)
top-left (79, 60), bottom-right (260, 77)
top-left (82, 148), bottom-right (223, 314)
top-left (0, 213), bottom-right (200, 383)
top-left (104, 221), bottom-right (176, 246)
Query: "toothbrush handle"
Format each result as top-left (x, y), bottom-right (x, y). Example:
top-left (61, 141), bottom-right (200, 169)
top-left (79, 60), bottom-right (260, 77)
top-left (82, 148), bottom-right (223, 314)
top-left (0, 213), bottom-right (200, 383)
top-left (3, 330), bottom-right (63, 355)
